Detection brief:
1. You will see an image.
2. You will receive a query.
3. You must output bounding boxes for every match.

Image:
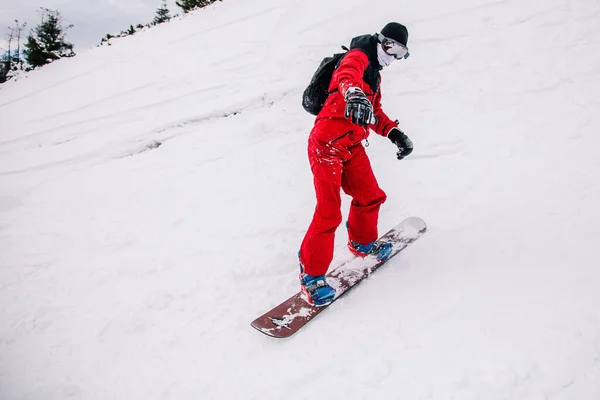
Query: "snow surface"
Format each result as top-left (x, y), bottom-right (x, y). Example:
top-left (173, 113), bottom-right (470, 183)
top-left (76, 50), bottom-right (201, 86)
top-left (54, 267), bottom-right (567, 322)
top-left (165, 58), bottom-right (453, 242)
top-left (1, 0), bottom-right (600, 398)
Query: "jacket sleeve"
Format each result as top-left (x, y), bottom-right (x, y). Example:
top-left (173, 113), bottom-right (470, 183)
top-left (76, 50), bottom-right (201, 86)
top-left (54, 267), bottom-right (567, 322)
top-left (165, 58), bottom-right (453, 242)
top-left (372, 83), bottom-right (398, 137)
top-left (332, 50), bottom-right (398, 136)
top-left (331, 50), bottom-right (369, 98)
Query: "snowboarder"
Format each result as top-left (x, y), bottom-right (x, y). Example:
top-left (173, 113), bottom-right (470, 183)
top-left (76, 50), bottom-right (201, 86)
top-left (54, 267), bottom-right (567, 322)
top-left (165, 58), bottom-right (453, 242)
top-left (299, 22), bottom-right (414, 306)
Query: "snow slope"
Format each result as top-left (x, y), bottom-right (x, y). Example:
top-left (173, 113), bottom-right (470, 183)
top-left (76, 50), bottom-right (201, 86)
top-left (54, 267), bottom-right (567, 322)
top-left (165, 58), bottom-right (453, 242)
top-left (2, 0), bottom-right (600, 398)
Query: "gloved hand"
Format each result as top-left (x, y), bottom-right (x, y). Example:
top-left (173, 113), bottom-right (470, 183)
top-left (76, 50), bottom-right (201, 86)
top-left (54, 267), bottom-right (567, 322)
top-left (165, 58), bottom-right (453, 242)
top-left (388, 127), bottom-right (413, 160)
top-left (344, 88), bottom-right (373, 127)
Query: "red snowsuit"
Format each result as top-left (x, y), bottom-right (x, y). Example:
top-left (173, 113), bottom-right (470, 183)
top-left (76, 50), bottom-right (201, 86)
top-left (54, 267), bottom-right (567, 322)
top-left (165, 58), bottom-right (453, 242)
top-left (299, 46), bottom-right (398, 276)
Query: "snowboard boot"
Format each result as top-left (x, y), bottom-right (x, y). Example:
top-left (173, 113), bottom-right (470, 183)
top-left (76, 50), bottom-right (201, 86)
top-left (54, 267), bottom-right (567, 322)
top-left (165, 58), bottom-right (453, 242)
top-left (298, 253), bottom-right (335, 307)
top-left (299, 273), bottom-right (336, 307)
top-left (348, 239), bottom-right (393, 260)
top-left (346, 221), bottom-right (393, 261)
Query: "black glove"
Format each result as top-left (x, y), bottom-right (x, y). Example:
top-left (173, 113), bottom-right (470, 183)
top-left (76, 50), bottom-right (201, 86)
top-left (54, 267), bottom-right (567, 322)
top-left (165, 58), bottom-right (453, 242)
top-left (388, 127), bottom-right (413, 160)
top-left (344, 89), bottom-right (373, 127)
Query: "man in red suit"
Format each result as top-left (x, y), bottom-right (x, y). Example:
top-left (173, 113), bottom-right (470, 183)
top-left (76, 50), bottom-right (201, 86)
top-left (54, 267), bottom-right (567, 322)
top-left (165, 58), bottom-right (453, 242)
top-left (299, 22), bottom-right (414, 306)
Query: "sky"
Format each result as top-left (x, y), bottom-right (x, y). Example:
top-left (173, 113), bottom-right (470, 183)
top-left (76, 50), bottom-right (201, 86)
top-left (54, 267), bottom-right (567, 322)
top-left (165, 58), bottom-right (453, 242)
top-left (0, 0), bottom-right (179, 53)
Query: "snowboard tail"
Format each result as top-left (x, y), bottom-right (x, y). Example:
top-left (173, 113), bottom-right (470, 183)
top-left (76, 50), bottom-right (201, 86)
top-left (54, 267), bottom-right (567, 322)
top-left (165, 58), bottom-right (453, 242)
top-left (251, 217), bottom-right (427, 338)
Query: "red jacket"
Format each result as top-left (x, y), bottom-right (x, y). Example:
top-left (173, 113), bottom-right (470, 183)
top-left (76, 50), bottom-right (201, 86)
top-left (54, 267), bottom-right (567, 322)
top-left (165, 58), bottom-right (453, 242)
top-left (313, 48), bottom-right (398, 148)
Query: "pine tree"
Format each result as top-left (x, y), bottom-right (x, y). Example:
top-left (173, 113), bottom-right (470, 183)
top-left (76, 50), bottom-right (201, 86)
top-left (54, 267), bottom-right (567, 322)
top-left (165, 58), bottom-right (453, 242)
top-left (0, 52), bottom-right (8, 83)
top-left (154, 0), bottom-right (172, 24)
top-left (176, 0), bottom-right (217, 14)
top-left (24, 34), bottom-right (47, 67)
top-left (24, 8), bottom-right (75, 68)
top-left (175, 0), bottom-right (196, 14)
top-left (5, 27), bottom-right (14, 71)
top-left (13, 20), bottom-right (27, 67)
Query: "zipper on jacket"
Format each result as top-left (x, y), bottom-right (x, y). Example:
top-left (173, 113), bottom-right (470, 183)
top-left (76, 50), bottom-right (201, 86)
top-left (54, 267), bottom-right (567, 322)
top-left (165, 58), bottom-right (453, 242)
top-left (329, 131), bottom-right (354, 144)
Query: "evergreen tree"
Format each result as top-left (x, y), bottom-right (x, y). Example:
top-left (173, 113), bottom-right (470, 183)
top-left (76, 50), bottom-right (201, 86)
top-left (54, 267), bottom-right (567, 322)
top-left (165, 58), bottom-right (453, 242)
top-left (176, 0), bottom-right (218, 14)
top-left (13, 20), bottom-right (27, 66)
top-left (5, 27), bottom-right (14, 71)
top-left (154, 0), bottom-right (172, 24)
top-left (175, 0), bottom-right (196, 14)
top-left (24, 8), bottom-right (75, 68)
top-left (24, 34), bottom-right (48, 67)
top-left (0, 52), bottom-right (8, 83)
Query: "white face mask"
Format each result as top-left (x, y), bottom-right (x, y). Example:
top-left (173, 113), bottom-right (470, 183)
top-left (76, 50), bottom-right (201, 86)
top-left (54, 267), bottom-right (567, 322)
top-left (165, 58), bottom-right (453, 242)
top-left (377, 43), bottom-right (396, 68)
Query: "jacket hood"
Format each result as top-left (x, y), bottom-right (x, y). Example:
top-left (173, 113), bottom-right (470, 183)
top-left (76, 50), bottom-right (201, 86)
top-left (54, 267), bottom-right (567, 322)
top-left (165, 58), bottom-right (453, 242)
top-left (349, 34), bottom-right (382, 70)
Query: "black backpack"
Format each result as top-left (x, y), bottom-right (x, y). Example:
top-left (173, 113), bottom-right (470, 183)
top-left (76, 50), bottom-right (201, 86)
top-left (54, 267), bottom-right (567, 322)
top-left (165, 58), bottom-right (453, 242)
top-left (302, 46), bottom-right (349, 115)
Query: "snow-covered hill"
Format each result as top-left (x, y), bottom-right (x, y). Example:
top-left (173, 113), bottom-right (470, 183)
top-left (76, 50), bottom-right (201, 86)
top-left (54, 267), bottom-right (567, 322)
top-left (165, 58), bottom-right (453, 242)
top-left (1, 0), bottom-right (600, 398)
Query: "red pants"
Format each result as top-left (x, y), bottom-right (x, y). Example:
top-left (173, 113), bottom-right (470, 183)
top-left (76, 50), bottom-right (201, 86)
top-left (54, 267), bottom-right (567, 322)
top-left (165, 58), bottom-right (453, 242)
top-left (299, 131), bottom-right (387, 276)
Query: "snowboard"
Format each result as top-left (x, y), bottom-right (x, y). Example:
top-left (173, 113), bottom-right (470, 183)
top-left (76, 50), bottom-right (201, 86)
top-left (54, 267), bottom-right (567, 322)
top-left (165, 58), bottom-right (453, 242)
top-left (251, 216), bottom-right (427, 338)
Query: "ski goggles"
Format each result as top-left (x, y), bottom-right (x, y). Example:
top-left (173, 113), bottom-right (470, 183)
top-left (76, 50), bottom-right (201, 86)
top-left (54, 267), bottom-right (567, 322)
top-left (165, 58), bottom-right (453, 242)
top-left (378, 34), bottom-right (410, 60)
